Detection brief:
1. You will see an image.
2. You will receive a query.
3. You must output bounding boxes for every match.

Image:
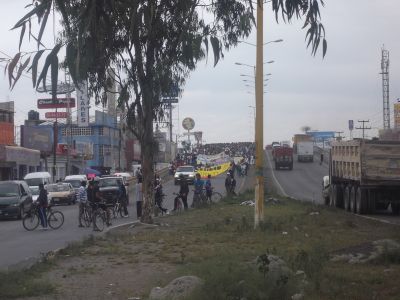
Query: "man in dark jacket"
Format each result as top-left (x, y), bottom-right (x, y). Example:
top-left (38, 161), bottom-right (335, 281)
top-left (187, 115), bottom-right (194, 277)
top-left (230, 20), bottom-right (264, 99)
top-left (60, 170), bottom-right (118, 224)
top-left (37, 183), bottom-right (48, 230)
top-left (175, 174), bottom-right (189, 210)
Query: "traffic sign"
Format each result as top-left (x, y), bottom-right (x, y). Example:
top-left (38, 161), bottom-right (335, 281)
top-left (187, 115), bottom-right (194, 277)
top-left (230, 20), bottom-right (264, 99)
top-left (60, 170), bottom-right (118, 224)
top-left (45, 112), bottom-right (68, 119)
top-left (37, 98), bottom-right (76, 109)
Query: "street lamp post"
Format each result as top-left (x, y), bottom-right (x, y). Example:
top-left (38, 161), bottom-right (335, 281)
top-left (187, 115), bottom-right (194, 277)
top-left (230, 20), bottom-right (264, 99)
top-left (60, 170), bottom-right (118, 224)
top-left (255, 0), bottom-right (264, 228)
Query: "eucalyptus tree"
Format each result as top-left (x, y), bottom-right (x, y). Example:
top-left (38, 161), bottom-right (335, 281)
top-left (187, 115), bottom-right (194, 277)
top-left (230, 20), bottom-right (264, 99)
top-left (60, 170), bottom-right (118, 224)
top-left (5, 0), bottom-right (327, 223)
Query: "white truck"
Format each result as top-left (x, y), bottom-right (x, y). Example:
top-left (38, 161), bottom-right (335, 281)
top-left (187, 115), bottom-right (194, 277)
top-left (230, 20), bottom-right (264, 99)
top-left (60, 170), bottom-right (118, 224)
top-left (322, 139), bottom-right (400, 215)
top-left (297, 141), bottom-right (314, 162)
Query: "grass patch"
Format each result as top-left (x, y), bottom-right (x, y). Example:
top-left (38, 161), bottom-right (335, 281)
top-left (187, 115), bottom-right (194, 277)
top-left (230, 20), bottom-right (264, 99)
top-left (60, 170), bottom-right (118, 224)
top-left (0, 261), bottom-right (55, 299)
top-left (6, 191), bottom-right (400, 299)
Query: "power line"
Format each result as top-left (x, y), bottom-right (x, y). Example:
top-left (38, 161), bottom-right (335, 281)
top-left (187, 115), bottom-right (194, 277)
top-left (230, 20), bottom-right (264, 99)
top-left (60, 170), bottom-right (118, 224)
top-left (355, 120), bottom-right (372, 139)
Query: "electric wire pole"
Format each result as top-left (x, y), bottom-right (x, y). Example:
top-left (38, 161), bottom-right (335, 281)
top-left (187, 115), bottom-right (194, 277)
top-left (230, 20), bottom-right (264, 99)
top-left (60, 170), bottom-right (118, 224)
top-left (356, 120), bottom-right (372, 139)
top-left (381, 46), bottom-right (390, 129)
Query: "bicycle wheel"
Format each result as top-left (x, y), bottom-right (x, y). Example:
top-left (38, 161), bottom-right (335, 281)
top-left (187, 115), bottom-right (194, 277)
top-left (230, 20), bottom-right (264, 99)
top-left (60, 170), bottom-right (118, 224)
top-left (22, 212), bottom-right (40, 231)
top-left (48, 211), bottom-right (64, 229)
top-left (83, 208), bottom-right (92, 227)
top-left (94, 210), bottom-right (105, 232)
top-left (211, 192), bottom-right (222, 202)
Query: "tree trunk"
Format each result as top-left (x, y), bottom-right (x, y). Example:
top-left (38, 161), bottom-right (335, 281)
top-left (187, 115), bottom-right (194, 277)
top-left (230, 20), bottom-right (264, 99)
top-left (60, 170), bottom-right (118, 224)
top-left (139, 91), bottom-right (155, 224)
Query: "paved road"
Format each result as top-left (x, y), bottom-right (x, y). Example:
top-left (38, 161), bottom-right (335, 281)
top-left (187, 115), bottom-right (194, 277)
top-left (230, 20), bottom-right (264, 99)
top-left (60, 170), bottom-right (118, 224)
top-left (265, 150), bottom-right (328, 204)
top-left (265, 150), bottom-right (400, 225)
top-left (0, 173), bottom-right (247, 270)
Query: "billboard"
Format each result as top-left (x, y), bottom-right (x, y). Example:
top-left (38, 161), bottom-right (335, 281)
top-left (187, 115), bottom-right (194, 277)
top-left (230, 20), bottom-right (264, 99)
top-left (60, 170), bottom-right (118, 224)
top-left (0, 122), bottom-right (14, 145)
top-left (348, 120), bottom-right (354, 131)
top-left (394, 103), bottom-right (400, 129)
top-left (20, 125), bottom-right (53, 153)
top-left (37, 98), bottom-right (75, 109)
top-left (307, 131), bottom-right (335, 142)
top-left (45, 112), bottom-right (68, 119)
top-left (77, 83), bottom-right (90, 127)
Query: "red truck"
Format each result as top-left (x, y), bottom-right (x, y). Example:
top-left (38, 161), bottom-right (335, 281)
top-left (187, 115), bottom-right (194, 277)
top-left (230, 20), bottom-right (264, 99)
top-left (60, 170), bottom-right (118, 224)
top-left (274, 146), bottom-right (294, 170)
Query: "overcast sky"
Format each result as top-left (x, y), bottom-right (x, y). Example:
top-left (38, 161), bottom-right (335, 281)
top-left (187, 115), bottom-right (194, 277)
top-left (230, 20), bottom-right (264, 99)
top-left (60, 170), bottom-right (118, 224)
top-left (1, 1), bottom-right (399, 145)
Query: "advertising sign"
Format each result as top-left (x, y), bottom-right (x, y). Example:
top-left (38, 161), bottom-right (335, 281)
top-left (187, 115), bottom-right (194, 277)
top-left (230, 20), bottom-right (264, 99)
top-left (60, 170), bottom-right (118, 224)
top-left (394, 103), bottom-right (400, 129)
top-left (45, 112), bottom-right (68, 119)
top-left (182, 117), bottom-right (195, 131)
top-left (37, 98), bottom-right (75, 109)
top-left (20, 125), bottom-right (53, 153)
top-left (348, 120), bottom-right (354, 131)
top-left (77, 82), bottom-right (90, 127)
top-left (0, 122), bottom-right (14, 145)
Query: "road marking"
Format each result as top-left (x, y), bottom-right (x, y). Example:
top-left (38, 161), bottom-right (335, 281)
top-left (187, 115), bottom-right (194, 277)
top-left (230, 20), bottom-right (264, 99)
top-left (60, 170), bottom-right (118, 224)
top-left (265, 151), bottom-right (288, 197)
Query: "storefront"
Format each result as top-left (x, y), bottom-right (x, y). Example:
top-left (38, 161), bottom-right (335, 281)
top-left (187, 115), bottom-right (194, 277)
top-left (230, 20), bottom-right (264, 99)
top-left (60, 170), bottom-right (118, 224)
top-left (0, 145), bottom-right (41, 180)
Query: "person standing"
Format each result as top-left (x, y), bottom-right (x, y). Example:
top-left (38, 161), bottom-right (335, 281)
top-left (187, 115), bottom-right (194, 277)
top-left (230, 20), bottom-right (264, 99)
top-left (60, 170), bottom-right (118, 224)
top-left (225, 173), bottom-right (232, 196)
top-left (118, 180), bottom-right (129, 217)
top-left (175, 174), bottom-right (189, 210)
top-left (135, 176), bottom-right (143, 219)
top-left (37, 183), bottom-right (48, 230)
top-left (205, 174), bottom-right (213, 203)
top-left (78, 181), bottom-right (87, 227)
top-left (192, 173), bottom-right (204, 207)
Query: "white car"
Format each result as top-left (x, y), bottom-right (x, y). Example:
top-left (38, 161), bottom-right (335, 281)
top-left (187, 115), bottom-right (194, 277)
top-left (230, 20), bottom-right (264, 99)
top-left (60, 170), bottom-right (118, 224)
top-left (174, 165), bottom-right (196, 185)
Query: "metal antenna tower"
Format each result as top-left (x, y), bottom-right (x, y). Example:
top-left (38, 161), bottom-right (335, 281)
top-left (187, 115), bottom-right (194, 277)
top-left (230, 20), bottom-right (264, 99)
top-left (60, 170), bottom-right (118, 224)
top-left (381, 46), bottom-right (390, 129)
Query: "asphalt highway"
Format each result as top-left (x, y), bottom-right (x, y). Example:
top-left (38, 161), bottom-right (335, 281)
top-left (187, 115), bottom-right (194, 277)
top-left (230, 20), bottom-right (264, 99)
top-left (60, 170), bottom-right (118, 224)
top-left (265, 150), bottom-right (400, 225)
top-left (0, 173), bottom-right (247, 270)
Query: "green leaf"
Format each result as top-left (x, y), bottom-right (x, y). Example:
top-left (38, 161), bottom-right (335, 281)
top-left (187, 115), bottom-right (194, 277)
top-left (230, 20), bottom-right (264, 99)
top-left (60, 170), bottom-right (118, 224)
top-left (12, 2), bottom-right (47, 29)
top-left (51, 55), bottom-right (59, 99)
top-left (28, 49), bottom-right (45, 88)
top-left (7, 52), bottom-right (21, 87)
top-left (210, 36), bottom-right (220, 67)
top-left (11, 57), bottom-right (30, 90)
top-left (36, 44), bottom-right (61, 91)
top-left (322, 39), bottom-right (327, 57)
top-left (19, 23), bottom-right (26, 51)
top-left (37, 6), bottom-right (51, 49)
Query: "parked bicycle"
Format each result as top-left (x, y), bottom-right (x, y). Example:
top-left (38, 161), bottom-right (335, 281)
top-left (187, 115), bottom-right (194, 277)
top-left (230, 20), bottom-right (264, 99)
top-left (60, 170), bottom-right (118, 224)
top-left (92, 202), bottom-right (112, 232)
top-left (22, 203), bottom-right (64, 231)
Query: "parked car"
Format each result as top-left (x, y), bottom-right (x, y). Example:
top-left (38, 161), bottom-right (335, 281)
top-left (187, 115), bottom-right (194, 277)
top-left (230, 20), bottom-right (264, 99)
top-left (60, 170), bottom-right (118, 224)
top-left (98, 177), bottom-right (124, 204)
top-left (113, 172), bottom-right (133, 184)
top-left (0, 181), bottom-right (33, 219)
top-left (174, 165), bottom-right (196, 185)
top-left (47, 183), bottom-right (76, 205)
top-left (64, 175), bottom-right (87, 198)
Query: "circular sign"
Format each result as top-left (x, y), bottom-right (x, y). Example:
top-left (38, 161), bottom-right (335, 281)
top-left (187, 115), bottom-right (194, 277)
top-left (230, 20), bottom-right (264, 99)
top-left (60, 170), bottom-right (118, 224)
top-left (182, 117), bottom-right (195, 131)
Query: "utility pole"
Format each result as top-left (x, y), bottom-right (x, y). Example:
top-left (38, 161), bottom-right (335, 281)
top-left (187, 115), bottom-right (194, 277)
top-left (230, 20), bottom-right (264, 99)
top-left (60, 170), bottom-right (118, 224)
top-left (356, 120), bottom-right (372, 139)
top-left (254, 0), bottom-right (264, 228)
top-left (334, 131), bottom-right (344, 141)
top-left (380, 46), bottom-right (390, 129)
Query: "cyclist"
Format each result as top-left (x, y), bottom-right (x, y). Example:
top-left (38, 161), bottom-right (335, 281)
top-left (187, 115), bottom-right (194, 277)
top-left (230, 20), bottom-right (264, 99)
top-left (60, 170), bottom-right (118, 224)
top-left (118, 180), bottom-right (129, 217)
top-left (205, 174), bottom-right (213, 203)
top-left (37, 183), bottom-right (48, 230)
top-left (174, 174), bottom-right (189, 211)
top-left (192, 173), bottom-right (204, 207)
top-left (78, 181), bottom-right (87, 227)
top-left (89, 178), bottom-right (112, 230)
top-left (154, 176), bottom-right (167, 214)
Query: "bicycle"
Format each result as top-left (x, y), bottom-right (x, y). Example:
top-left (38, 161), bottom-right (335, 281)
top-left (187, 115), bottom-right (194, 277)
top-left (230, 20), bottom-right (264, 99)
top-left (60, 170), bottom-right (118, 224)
top-left (111, 196), bottom-right (126, 219)
top-left (91, 202), bottom-right (112, 232)
top-left (173, 193), bottom-right (184, 212)
top-left (154, 193), bottom-right (168, 216)
top-left (192, 190), bottom-right (207, 208)
top-left (81, 202), bottom-right (92, 227)
top-left (22, 203), bottom-right (64, 231)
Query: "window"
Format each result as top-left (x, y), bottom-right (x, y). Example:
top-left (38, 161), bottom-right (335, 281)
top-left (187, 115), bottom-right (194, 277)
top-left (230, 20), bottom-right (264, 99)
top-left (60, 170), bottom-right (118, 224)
top-left (62, 127), bottom-right (93, 136)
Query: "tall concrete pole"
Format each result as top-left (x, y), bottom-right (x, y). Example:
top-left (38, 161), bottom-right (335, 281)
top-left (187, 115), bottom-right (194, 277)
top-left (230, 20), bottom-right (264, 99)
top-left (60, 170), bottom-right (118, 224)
top-left (254, 0), bottom-right (264, 227)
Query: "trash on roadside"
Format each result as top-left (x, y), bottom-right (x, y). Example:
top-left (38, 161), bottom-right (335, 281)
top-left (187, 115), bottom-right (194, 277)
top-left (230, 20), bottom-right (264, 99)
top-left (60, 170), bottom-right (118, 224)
top-left (309, 211), bottom-right (320, 216)
top-left (240, 200), bottom-right (255, 206)
top-left (266, 197), bottom-right (280, 204)
top-left (282, 231), bottom-right (288, 235)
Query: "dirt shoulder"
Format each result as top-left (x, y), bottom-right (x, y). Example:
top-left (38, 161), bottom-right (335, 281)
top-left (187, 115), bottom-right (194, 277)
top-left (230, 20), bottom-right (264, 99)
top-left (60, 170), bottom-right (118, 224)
top-left (2, 171), bottom-right (400, 299)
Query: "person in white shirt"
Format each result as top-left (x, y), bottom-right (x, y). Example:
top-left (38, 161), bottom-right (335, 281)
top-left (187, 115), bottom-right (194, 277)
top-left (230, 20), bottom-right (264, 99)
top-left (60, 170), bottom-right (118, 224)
top-left (78, 181), bottom-right (88, 227)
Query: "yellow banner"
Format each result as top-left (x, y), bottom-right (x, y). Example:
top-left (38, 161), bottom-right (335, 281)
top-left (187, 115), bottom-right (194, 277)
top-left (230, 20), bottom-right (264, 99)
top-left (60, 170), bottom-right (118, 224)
top-left (197, 162), bottom-right (231, 178)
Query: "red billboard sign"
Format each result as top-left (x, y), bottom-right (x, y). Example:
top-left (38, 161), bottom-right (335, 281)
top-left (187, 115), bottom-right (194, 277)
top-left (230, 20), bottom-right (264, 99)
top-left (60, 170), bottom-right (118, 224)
top-left (37, 98), bottom-right (75, 109)
top-left (45, 112), bottom-right (68, 119)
